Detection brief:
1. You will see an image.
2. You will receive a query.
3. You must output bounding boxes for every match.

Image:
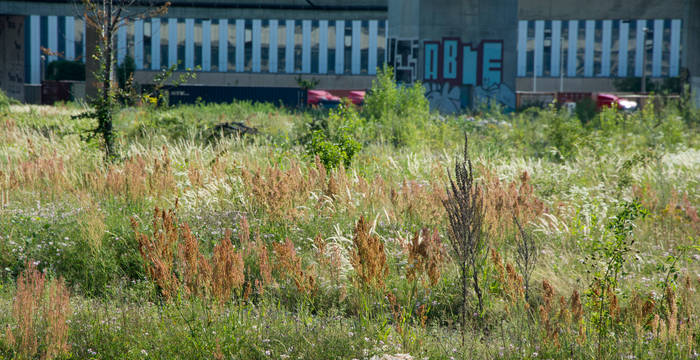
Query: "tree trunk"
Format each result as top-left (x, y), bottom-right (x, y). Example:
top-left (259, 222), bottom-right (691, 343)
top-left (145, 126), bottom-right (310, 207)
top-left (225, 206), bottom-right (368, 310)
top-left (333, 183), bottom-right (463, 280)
top-left (101, 0), bottom-right (115, 160)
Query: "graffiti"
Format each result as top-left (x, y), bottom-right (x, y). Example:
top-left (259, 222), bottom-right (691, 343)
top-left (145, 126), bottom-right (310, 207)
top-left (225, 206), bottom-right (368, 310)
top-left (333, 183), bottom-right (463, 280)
top-left (422, 37), bottom-right (514, 112)
top-left (474, 83), bottom-right (515, 109)
top-left (425, 82), bottom-right (461, 113)
top-left (388, 38), bottom-right (419, 83)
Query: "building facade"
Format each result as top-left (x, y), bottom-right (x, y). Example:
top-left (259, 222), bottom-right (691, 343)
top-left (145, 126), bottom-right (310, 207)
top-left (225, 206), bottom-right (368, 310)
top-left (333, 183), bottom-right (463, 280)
top-left (1, 0), bottom-right (698, 110)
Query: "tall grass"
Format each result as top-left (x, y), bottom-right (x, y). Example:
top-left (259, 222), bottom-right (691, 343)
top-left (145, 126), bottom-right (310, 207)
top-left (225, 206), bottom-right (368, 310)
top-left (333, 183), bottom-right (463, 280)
top-left (0, 89), bottom-right (698, 358)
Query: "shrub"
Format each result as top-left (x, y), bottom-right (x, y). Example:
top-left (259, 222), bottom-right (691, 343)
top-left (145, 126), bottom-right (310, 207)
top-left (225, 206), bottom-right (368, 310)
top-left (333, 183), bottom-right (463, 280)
top-left (306, 101), bottom-right (362, 169)
top-left (0, 89), bottom-right (19, 111)
top-left (363, 66), bottom-right (431, 147)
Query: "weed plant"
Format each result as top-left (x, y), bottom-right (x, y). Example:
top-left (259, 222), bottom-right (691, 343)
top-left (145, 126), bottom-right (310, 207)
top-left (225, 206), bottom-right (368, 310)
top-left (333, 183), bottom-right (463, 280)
top-left (0, 80), bottom-right (699, 359)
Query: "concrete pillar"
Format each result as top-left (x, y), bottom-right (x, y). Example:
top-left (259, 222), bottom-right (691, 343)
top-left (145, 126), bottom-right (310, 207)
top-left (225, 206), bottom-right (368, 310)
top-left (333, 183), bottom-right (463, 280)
top-left (0, 15), bottom-right (25, 101)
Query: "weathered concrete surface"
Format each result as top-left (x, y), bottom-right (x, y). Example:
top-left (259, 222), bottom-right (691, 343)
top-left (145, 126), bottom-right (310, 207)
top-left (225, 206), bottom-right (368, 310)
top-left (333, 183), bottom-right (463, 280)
top-left (0, 15), bottom-right (25, 101)
top-left (0, 1), bottom-right (387, 19)
top-left (134, 71), bottom-right (375, 90)
top-left (388, 0), bottom-right (518, 111)
top-left (516, 78), bottom-right (618, 92)
top-left (519, 0), bottom-right (686, 20)
top-left (388, 0), bottom-right (419, 38)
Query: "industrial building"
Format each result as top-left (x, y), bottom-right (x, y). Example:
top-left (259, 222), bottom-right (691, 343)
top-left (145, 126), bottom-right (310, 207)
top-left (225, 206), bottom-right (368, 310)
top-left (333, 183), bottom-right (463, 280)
top-left (1, 0), bottom-right (698, 111)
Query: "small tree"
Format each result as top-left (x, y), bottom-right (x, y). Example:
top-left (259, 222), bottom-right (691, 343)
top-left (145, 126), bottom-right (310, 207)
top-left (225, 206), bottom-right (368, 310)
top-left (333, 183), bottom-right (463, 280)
top-left (443, 134), bottom-right (486, 344)
top-left (77, 0), bottom-right (169, 160)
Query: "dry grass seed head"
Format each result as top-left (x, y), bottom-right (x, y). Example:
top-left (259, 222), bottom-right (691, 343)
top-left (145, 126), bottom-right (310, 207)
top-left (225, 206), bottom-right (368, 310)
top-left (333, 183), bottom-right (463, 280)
top-left (43, 278), bottom-right (71, 360)
top-left (407, 228), bottom-right (446, 287)
top-left (351, 216), bottom-right (389, 289)
top-left (12, 261), bottom-right (45, 358)
top-left (132, 207), bottom-right (180, 300)
top-left (273, 238), bottom-right (317, 296)
top-left (179, 223), bottom-right (212, 298)
top-left (211, 229), bottom-right (245, 302)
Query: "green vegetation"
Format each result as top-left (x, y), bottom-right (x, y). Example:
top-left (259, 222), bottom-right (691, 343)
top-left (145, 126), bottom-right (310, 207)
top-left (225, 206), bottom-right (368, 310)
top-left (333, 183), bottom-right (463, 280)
top-left (0, 78), bottom-right (699, 359)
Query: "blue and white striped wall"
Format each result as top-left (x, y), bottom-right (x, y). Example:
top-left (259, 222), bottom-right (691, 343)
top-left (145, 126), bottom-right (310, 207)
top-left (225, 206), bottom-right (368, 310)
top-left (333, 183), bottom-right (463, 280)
top-left (25, 15), bottom-right (388, 84)
top-left (516, 19), bottom-right (682, 78)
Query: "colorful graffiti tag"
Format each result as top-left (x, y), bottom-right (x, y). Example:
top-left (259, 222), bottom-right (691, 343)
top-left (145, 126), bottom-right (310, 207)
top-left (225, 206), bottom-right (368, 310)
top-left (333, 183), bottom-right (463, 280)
top-left (423, 38), bottom-right (514, 112)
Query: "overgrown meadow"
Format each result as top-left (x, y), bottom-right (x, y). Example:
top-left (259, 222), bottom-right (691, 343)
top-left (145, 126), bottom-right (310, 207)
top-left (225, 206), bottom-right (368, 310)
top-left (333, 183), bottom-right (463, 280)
top-left (0, 76), bottom-right (699, 359)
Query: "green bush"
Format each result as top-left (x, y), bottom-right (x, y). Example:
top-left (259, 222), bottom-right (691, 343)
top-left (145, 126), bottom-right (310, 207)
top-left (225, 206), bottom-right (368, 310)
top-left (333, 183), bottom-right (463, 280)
top-left (363, 66), bottom-right (431, 147)
top-left (575, 97), bottom-right (598, 125)
top-left (306, 101), bottom-right (362, 168)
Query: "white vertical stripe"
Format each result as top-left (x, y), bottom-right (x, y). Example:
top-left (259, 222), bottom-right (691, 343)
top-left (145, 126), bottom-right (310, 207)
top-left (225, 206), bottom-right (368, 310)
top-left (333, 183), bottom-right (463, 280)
top-left (335, 20), bottom-right (344, 74)
top-left (618, 20), bottom-right (629, 77)
top-left (567, 20), bottom-right (578, 77)
top-left (134, 19), bottom-right (143, 69)
top-left (635, 20), bottom-right (646, 77)
top-left (151, 18), bottom-right (161, 70)
top-left (302, 20), bottom-right (311, 73)
top-left (168, 18), bottom-right (177, 67)
top-left (319, 20), bottom-right (328, 74)
top-left (550, 20), bottom-right (561, 77)
top-left (534, 20), bottom-right (544, 77)
top-left (584, 20), bottom-right (595, 77)
top-left (252, 19), bottom-right (261, 72)
top-left (48, 16), bottom-right (58, 63)
top-left (285, 20), bottom-right (295, 73)
top-left (185, 18), bottom-right (194, 69)
top-left (218, 19), bottom-right (228, 72)
top-left (30, 15), bottom-right (40, 84)
top-left (202, 20), bottom-right (211, 71)
top-left (351, 20), bottom-right (361, 74)
top-left (65, 16), bottom-right (75, 60)
top-left (670, 19), bottom-right (681, 77)
top-left (368, 20), bottom-right (378, 75)
top-left (517, 20), bottom-right (527, 76)
top-left (601, 20), bottom-right (612, 76)
top-left (117, 21), bottom-right (127, 65)
top-left (236, 19), bottom-right (245, 72)
top-left (82, 20), bottom-right (86, 63)
top-left (652, 19), bottom-right (663, 77)
top-left (269, 20), bottom-right (278, 73)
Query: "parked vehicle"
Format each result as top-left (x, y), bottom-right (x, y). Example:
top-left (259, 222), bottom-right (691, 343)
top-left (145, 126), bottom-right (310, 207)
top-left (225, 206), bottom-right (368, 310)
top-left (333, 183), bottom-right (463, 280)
top-left (347, 90), bottom-right (366, 106)
top-left (595, 93), bottom-right (637, 111)
top-left (307, 90), bottom-right (340, 107)
top-left (307, 89), bottom-right (366, 108)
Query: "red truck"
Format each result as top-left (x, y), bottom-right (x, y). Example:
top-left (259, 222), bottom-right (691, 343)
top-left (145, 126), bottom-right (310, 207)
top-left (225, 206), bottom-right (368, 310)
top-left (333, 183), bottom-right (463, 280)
top-left (595, 93), bottom-right (638, 111)
top-left (559, 92), bottom-right (638, 112)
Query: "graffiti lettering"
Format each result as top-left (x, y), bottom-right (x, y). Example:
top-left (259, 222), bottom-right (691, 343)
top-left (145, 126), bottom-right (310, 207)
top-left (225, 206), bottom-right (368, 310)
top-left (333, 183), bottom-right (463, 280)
top-left (423, 38), bottom-right (503, 89)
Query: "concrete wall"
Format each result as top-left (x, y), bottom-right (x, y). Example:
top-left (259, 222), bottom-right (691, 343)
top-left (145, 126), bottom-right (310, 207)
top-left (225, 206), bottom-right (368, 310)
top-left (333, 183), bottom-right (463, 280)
top-left (518, 0), bottom-right (686, 20)
top-left (388, 0), bottom-right (518, 112)
top-left (0, 1), bottom-right (387, 19)
top-left (388, 0), bottom-right (419, 38)
top-left (517, 78), bottom-right (617, 93)
top-left (0, 15), bottom-right (25, 101)
top-left (134, 71), bottom-right (374, 90)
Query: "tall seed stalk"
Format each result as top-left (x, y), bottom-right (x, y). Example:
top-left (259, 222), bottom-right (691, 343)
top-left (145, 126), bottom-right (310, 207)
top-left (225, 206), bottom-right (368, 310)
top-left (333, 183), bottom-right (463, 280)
top-left (443, 134), bottom-right (486, 345)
